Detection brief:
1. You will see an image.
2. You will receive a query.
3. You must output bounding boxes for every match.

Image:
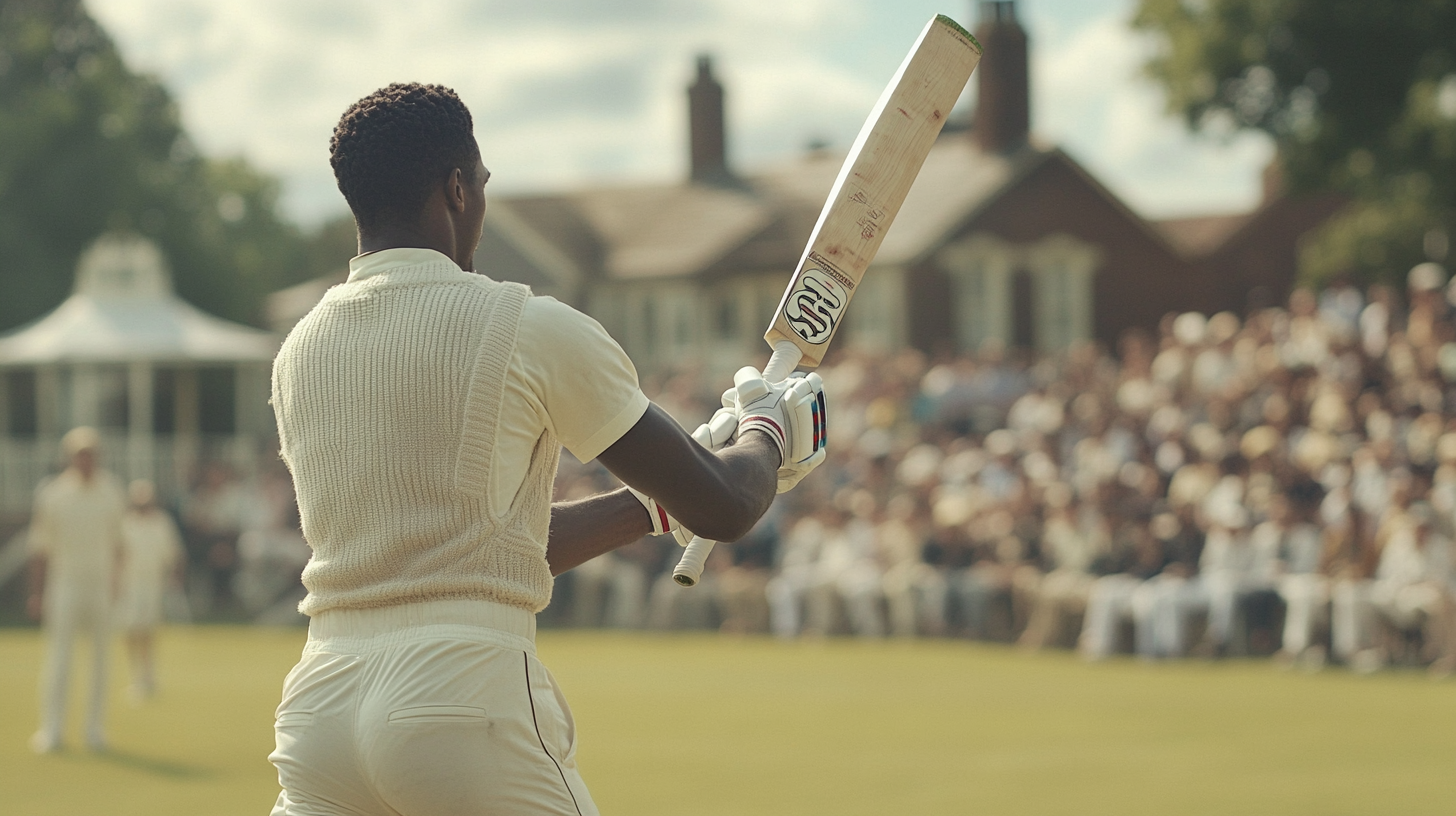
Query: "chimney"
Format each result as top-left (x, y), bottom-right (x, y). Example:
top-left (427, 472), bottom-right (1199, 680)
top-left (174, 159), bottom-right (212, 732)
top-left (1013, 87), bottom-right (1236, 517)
top-left (688, 54), bottom-right (734, 186)
top-left (1260, 159), bottom-right (1286, 205)
top-left (971, 1), bottom-right (1030, 154)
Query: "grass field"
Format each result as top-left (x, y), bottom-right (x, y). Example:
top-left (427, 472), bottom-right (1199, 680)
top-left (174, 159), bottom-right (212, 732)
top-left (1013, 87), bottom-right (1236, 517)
top-left (1, 627), bottom-right (1452, 815)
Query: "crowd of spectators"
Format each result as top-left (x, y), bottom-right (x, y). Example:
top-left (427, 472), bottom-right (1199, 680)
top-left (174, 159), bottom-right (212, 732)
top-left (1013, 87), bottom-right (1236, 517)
top-left (135, 458), bottom-right (309, 625)
top-left (549, 267), bottom-right (1456, 677)
top-left (48, 269), bottom-right (1456, 678)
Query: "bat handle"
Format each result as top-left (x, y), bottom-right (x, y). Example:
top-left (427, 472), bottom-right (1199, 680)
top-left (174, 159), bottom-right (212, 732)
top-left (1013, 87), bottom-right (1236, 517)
top-left (673, 536), bottom-right (716, 586)
top-left (671, 341), bottom-right (805, 588)
top-left (761, 340), bottom-right (804, 384)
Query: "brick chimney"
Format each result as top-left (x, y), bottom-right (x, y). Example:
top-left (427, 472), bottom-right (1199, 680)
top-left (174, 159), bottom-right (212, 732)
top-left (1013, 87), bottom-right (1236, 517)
top-left (971, 1), bottom-right (1030, 154)
top-left (688, 54), bottom-right (733, 186)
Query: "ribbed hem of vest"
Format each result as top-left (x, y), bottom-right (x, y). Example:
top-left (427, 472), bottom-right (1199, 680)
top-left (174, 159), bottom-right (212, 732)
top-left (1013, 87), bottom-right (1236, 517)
top-left (306, 599), bottom-right (536, 647)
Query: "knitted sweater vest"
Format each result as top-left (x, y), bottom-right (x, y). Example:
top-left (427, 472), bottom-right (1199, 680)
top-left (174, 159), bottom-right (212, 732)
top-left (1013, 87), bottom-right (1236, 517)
top-left (272, 260), bottom-right (558, 615)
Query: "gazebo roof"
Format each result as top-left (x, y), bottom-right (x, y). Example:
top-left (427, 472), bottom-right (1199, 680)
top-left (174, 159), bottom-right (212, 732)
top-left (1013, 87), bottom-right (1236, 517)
top-left (0, 233), bottom-right (277, 366)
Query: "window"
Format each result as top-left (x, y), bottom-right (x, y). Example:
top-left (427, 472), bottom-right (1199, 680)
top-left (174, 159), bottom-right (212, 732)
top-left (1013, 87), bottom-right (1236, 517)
top-left (715, 296), bottom-right (738, 340)
top-left (4, 370), bottom-right (37, 437)
top-left (199, 368), bottom-right (236, 434)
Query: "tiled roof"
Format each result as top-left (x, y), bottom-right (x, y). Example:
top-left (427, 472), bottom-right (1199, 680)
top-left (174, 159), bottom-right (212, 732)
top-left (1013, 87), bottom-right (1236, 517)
top-left (496, 135), bottom-right (1031, 282)
top-left (1152, 213), bottom-right (1256, 258)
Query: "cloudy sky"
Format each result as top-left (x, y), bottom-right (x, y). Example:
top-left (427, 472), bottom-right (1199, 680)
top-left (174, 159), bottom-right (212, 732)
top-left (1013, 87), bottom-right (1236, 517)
top-left (87, 0), bottom-right (1274, 227)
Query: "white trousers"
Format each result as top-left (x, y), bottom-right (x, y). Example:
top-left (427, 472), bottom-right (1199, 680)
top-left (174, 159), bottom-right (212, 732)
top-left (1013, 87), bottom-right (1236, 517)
top-left (1331, 580), bottom-right (1373, 660)
top-left (1080, 575), bottom-right (1140, 660)
top-left (1278, 574), bottom-right (1330, 654)
top-left (1131, 575), bottom-right (1201, 659)
top-left (269, 600), bottom-right (596, 816)
top-left (37, 581), bottom-right (112, 747)
top-left (766, 566), bottom-right (821, 638)
top-left (883, 563), bottom-right (949, 638)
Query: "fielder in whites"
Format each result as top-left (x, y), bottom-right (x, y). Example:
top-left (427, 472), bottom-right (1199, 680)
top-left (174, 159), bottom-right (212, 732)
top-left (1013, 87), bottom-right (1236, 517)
top-left (27, 426), bottom-right (127, 753)
top-left (266, 83), bottom-right (827, 816)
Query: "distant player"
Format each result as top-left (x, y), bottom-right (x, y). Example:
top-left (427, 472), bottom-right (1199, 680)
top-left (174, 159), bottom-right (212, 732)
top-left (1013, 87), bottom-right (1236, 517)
top-left (27, 426), bottom-right (126, 753)
top-left (266, 83), bottom-right (826, 815)
top-left (116, 479), bottom-right (184, 700)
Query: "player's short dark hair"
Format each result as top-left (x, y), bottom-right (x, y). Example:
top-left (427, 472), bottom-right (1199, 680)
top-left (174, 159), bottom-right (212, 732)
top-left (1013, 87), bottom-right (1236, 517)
top-left (329, 83), bottom-right (479, 230)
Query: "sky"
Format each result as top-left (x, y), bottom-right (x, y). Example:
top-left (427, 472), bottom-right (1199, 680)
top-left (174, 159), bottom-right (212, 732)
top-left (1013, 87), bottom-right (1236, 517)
top-left (87, 0), bottom-right (1275, 228)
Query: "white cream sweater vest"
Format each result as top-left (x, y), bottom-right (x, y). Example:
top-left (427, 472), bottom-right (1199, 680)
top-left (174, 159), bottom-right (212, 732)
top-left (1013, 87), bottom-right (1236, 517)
top-left (272, 259), bottom-right (558, 615)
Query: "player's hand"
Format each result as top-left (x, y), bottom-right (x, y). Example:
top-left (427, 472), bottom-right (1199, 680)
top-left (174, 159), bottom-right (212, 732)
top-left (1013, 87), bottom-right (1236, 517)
top-left (731, 366), bottom-right (827, 493)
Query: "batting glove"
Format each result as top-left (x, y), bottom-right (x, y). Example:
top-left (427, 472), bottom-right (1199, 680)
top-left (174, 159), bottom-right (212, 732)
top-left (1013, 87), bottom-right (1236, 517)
top-left (628, 487), bottom-right (695, 546)
top-left (731, 366), bottom-right (828, 493)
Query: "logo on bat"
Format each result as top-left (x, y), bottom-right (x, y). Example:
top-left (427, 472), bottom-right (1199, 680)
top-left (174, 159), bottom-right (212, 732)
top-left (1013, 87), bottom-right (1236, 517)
top-left (783, 266), bottom-right (846, 345)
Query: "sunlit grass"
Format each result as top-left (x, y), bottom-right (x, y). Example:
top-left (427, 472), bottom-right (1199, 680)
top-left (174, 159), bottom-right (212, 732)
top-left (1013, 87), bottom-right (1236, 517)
top-left (1, 627), bottom-right (1452, 815)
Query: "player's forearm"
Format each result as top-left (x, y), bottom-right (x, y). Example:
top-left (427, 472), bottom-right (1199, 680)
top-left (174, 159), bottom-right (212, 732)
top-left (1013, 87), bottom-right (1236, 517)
top-left (597, 404), bottom-right (779, 543)
top-left (667, 431), bottom-right (779, 542)
top-left (545, 489), bottom-right (653, 576)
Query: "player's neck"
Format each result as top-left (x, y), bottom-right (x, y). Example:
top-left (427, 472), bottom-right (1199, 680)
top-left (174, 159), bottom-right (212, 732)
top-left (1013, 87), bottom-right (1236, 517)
top-left (357, 196), bottom-right (472, 270)
top-left (358, 226), bottom-right (455, 264)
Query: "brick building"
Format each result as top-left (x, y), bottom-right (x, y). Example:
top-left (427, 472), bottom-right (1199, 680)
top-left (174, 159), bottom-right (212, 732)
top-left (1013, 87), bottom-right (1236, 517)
top-left (270, 1), bottom-right (1345, 374)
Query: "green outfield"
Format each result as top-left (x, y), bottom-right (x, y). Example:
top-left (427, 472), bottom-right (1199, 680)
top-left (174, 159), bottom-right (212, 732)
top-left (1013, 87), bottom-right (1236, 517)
top-left (1, 627), bottom-right (1451, 815)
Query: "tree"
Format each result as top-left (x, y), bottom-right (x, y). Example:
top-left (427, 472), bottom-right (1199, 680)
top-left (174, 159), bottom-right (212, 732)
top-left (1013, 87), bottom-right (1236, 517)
top-left (0, 0), bottom-right (308, 331)
top-left (1133, 0), bottom-right (1456, 286)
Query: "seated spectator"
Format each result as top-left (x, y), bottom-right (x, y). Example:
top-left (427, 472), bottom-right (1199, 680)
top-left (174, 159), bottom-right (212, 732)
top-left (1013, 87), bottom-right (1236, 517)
top-left (1272, 486), bottom-right (1332, 666)
top-left (1079, 517), bottom-right (1162, 660)
top-left (1018, 490), bottom-right (1096, 650)
top-left (820, 490), bottom-right (886, 637)
top-left (1128, 509), bottom-right (1203, 659)
top-left (879, 494), bottom-right (947, 638)
top-left (766, 509), bottom-right (834, 638)
top-left (1189, 507), bottom-right (1267, 658)
top-left (1360, 504), bottom-right (1456, 672)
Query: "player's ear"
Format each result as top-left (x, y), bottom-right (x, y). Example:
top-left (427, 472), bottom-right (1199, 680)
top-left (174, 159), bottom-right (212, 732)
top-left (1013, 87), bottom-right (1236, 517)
top-left (445, 167), bottom-right (467, 213)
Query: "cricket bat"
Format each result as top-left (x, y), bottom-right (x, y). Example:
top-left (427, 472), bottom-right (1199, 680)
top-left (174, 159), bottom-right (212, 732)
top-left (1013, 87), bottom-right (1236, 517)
top-left (672, 13), bottom-right (982, 587)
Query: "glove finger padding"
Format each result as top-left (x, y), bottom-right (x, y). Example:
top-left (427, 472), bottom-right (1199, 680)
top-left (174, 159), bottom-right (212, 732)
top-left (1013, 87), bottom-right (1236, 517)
top-left (692, 406), bottom-right (739, 450)
top-left (778, 446), bottom-right (826, 494)
top-left (732, 365), bottom-right (828, 492)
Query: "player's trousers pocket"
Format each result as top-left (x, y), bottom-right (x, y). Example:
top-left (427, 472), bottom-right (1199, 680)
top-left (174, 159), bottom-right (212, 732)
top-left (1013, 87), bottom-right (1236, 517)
top-left (525, 652), bottom-right (578, 762)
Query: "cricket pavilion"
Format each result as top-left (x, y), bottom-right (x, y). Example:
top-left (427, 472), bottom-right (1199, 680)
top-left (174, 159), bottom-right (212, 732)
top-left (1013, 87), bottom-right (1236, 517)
top-left (270, 1), bottom-right (1343, 378)
top-left (0, 233), bottom-right (277, 520)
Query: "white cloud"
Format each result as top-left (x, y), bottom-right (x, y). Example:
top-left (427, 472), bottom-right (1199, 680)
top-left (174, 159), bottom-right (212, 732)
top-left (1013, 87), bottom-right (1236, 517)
top-left (1033, 6), bottom-right (1274, 218)
top-left (89, 0), bottom-right (890, 223)
top-left (88, 0), bottom-right (1271, 225)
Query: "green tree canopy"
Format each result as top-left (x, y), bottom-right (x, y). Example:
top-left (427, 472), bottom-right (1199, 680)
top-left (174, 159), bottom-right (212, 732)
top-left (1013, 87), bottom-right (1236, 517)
top-left (0, 0), bottom-right (311, 331)
top-left (1133, 0), bottom-right (1456, 286)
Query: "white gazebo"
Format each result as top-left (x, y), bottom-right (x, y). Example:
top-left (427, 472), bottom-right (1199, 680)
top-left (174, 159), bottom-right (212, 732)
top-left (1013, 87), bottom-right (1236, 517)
top-left (0, 233), bottom-right (278, 518)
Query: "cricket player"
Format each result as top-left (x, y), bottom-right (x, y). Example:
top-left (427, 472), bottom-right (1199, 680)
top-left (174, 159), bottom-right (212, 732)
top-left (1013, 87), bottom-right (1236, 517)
top-left (116, 479), bottom-right (184, 700)
top-left (267, 83), bottom-right (827, 816)
top-left (27, 426), bottom-right (127, 753)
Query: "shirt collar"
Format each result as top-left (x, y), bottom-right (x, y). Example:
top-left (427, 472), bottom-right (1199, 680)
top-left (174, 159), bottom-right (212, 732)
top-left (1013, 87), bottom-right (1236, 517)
top-left (347, 247), bottom-right (462, 283)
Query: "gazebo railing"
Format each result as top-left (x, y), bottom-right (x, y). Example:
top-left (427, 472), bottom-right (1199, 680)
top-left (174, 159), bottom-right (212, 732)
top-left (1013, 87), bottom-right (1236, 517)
top-left (0, 433), bottom-right (268, 520)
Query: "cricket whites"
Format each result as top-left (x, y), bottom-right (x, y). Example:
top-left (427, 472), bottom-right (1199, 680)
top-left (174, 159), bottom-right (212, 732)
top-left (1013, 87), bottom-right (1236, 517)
top-left (673, 14), bottom-right (983, 586)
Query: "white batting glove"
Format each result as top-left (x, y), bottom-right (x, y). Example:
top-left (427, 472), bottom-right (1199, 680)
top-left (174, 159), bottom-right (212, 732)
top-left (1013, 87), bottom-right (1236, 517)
top-left (692, 402), bottom-right (740, 451)
top-left (776, 446), bottom-right (828, 494)
top-left (732, 366), bottom-right (828, 493)
top-left (628, 487), bottom-right (695, 546)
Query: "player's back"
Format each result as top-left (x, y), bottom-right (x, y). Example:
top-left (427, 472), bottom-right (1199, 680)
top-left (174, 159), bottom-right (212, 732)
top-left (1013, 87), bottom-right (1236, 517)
top-left (271, 255), bottom-right (551, 615)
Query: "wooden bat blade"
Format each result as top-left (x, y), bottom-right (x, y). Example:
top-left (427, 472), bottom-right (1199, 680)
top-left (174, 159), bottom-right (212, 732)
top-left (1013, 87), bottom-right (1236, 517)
top-left (766, 14), bottom-right (982, 367)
